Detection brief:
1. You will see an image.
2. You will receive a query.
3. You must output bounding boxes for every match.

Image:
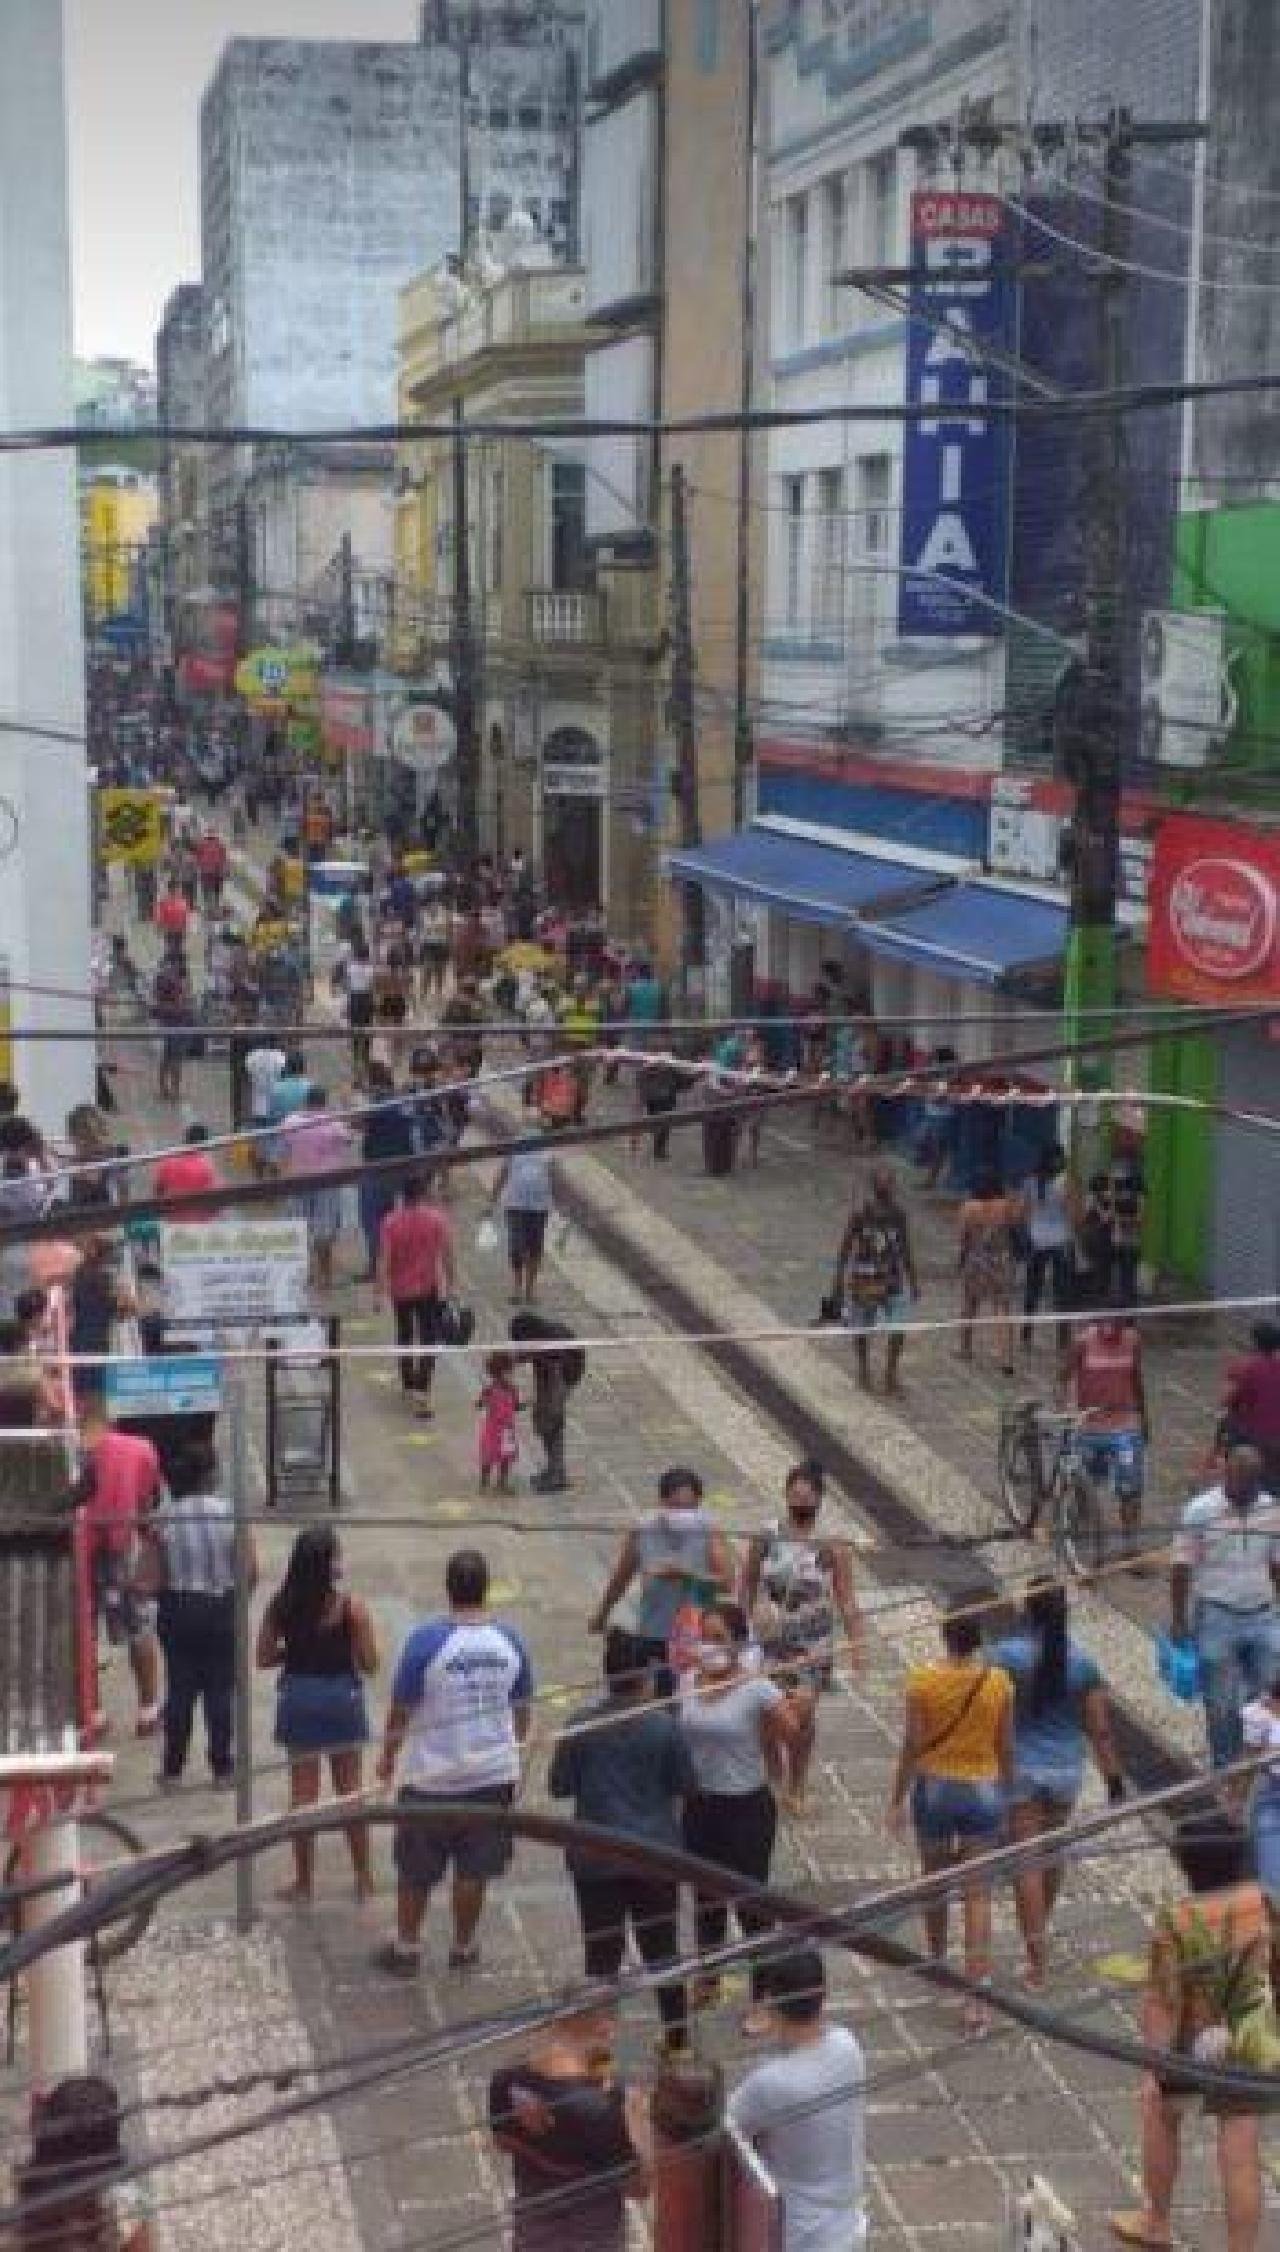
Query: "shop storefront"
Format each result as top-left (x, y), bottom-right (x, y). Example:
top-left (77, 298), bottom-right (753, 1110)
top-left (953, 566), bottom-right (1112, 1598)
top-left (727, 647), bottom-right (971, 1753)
top-left (1146, 812), bottom-right (1280, 1298)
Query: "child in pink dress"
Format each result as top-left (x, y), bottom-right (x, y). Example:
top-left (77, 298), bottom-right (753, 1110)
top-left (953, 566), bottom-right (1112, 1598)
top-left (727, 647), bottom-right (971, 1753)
top-left (477, 1352), bottom-right (520, 1491)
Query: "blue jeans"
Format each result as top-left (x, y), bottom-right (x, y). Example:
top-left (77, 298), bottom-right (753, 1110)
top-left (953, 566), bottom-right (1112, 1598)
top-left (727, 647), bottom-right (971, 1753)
top-left (1195, 1600), bottom-right (1280, 1770)
top-left (911, 1775), bottom-right (1003, 1846)
top-left (1250, 1774), bottom-right (1280, 1898)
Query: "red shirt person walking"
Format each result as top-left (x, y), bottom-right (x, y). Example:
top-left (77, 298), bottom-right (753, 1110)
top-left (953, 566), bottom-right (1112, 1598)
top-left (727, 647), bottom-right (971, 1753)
top-left (377, 1178), bottom-right (455, 1417)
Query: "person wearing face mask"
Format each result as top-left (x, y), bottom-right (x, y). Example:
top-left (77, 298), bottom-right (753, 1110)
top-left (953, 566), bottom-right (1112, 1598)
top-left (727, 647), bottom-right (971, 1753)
top-left (743, 1461), bottom-right (864, 1815)
top-left (588, 1467), bottom-right (734, 1687)
top-left (680, 1603), bottom-right (815, 2012)
top-left (1171, 1444), bottom-right (1280, 1771)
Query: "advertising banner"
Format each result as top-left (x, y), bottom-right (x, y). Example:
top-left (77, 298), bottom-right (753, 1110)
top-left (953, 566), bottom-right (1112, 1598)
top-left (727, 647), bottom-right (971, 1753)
top-left (1147, 814), bottom-right (1280, 1004)
top-left (160, 1219), bottom-right (310, 1328)
top-left (899, 189), bottom-right (1012, 638)
top-left (234, 646), bottom-right (318, 714)
top-left (104, 1355), bottom-right (223, 1420)
top-left (98, 788), bottom-right (167, 867)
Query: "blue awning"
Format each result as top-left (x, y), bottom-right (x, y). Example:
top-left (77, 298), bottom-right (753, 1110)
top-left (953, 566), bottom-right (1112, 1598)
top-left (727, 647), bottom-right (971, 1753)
top-left (857, 884), bottom-right (1070, 987)
top-left (665, 828), bottom-right (937, 928)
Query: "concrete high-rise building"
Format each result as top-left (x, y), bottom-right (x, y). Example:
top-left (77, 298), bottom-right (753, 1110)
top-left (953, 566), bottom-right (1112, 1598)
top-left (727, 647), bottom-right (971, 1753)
top-left (198, 30), bottom-right (582, 635)
top-left (420, 2), bottom-right (584, 262)
top-left (0, 0), bottom-right (94, 1133)
top-left (199, 39), bottom-right (464, 617)
top-left (155, 284), bottom-right (208, 659)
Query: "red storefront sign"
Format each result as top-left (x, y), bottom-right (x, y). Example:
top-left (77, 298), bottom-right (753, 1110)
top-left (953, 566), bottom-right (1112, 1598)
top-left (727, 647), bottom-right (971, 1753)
top-left (1148, 814), bottom-right (1280, 1002)
top-left (321, 683), bottom-right (374, 757)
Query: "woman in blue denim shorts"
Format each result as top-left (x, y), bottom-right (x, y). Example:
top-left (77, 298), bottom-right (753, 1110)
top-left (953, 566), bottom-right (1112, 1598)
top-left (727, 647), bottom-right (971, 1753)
top-left (888, 1596), bottom-right (1015, 2028)
top-left (990, 1582), bottom-right (1125, 1986)
top-left (257, 1528), bottom-right (379, 1905)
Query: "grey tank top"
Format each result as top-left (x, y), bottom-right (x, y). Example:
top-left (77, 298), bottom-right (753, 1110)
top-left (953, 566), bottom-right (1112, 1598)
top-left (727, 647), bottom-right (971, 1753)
top-left (634, 1514), bottom-right (714, 1641)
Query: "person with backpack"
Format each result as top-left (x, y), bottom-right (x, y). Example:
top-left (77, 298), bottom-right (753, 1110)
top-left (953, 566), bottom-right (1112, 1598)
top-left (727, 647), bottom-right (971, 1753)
top-left (509, 1311), bottom-right (583, 1492)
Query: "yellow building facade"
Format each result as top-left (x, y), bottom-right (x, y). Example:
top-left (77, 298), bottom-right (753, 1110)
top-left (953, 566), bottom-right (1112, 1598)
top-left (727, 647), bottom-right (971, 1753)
top-left (81, 470), bottom-right (157, 633)
top-left (395, 258), bottom-right (627, 911)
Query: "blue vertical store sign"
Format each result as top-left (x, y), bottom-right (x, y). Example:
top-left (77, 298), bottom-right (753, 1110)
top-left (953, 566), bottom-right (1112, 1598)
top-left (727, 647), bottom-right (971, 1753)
top-left (898, 189), bottom-right (1012, 637)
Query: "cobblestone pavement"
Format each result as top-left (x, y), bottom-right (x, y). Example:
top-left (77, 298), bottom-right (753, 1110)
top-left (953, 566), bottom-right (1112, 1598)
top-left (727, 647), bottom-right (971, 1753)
top-left (2, 848), bottom-right (1266, 2251)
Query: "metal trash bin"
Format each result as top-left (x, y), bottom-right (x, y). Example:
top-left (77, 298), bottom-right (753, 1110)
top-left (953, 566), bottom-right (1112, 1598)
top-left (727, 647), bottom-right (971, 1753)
top-left (264, 1317), bottom-right (341, 1509)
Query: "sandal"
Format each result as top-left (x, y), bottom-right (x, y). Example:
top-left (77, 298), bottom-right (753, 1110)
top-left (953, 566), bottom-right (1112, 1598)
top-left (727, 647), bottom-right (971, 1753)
top-left (1109, 2214), bottom-right (1172, 2248)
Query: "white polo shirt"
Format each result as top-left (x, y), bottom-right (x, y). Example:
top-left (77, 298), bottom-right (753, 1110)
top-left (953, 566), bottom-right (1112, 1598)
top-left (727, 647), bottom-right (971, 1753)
top-left (1175, 1485), bottom-right (1280, 1612)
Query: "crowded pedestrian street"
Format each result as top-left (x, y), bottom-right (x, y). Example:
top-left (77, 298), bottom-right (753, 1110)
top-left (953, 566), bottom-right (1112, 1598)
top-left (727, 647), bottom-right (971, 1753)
top-left (7, 5), bottom-right (1280, 2249)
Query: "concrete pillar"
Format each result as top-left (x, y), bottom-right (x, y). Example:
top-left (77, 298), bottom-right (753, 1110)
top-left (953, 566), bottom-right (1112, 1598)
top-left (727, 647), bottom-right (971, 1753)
top-left (22, 1816), bottom-right (88, 2095)
top-left (0, 0), bottom-right (94, 1138)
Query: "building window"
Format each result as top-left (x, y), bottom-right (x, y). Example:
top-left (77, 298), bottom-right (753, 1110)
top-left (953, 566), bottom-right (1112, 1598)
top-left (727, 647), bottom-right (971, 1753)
top-left (488, 192), bottom-right (512, 232)
top-left (866, 149), bottom-right (897, 270)
top-left (490, 102), bottom-right (510, 130)
top-left (854, 453), bottom-right (893, 651)
top-left (857, 453), bottom-right (892, 557)
top-left (814, 468), bottom-right (844, 635)
top-left (821, 171), bottom-right (849, 338)
top-left (785, 193), bottom-right (808, 349)
top-left (488, 464), bottom-right (504, 593)
top-left (696, 0), bottom-right (720, 70)
top-left (550, 460), bottom-right (587, 590)
top-left (783, 476), bottom-right (805, 630)
top-left (518, 104), bottom-right (542, 131)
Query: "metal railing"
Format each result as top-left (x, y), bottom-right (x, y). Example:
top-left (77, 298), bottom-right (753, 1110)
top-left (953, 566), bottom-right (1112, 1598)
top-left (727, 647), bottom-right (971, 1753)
top-left (525, 588), bottom-right (606, 645)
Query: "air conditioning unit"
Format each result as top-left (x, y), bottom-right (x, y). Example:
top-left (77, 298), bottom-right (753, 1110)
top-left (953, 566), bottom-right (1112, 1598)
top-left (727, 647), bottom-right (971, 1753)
top-left (1139, 608), bottom-right (1234, 769)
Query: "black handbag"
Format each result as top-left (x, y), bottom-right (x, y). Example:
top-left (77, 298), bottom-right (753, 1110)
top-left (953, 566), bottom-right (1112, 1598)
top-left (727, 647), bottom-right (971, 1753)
top-left (438, 1299), bottom-right (475, 1349)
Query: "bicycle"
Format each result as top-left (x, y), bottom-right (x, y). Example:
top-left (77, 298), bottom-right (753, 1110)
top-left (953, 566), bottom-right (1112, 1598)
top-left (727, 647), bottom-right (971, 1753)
top-left (996, 1401), bottom-right (1111, 1579)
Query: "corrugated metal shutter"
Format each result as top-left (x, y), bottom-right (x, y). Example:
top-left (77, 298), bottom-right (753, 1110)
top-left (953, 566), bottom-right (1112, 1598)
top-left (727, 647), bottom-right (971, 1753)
top-left (1212, 1022), bottom-right (1280, 1304)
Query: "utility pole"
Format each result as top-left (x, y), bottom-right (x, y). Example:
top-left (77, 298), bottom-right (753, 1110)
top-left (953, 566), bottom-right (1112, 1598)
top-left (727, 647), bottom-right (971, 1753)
top-left (452, 396), bottom-right (480, 866)
top-left (732, 0), bottom-right (759, 830)
top-left (670, 464), bottom-right (703, 993)
top-left (337, 530), bottom-right (355, 658)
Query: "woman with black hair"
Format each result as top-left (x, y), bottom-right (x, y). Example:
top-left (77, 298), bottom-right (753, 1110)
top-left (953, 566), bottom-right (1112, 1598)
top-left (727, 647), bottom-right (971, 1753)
top-left (888, 1595), bottom-right (1015, 2029)
top-left (744, 1460), bottom-right (864, 1815)
top-left (256, 1527), bottom-right (379, 1903)
top-left (990, 1582), bottom-right (1124, 1985)
top-left (16, 2073), bottom-right (150, 2252)
top-left (1111, 1815), bottom-right (1276, 2249)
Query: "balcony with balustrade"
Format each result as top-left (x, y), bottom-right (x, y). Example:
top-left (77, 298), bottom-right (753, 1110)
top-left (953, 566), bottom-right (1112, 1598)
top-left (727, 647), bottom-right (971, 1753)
top-left (524, 589), bottom-right (607, 648)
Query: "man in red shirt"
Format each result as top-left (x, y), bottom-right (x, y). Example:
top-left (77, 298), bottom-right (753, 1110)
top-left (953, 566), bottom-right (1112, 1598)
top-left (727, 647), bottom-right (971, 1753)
top-left (1224, 1320), bottom-right (1280, 1490)
top-left (377, 1177), bottom-right (456, 1416)
top-left (154, 882), bottom-right (191, 942)
top-left (77, 1406), bottom-right (163, 1735)
top-left (1062, 1310), bottom-right (1150, 1555)
top-left (152, 1124), bottom-right (221, 1219)
top-left (195, 830), bottom-right (228, 908)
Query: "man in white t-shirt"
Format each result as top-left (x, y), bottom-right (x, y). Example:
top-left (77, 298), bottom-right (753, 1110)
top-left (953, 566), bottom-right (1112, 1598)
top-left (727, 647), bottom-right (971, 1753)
top-left (1171, 1443), bottom-right (1280, 1769)
top-left (244, 1041), bottom-right (287, 1127)
top-left (376, 1548), bottom-right (532, 1977)
top-left (726, 1948), bottom-right (866, 2252)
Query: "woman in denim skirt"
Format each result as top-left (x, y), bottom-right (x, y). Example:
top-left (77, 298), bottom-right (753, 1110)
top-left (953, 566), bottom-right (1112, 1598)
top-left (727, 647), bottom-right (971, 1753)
top-left (257, 1528), bottom-right (379, 1903)
top-left (888, 1595), bottom-right (1015, 2028)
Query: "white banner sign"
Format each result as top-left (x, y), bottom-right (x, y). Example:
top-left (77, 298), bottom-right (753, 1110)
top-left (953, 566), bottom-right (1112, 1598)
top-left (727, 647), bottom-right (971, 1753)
top-left (160, 1219), bottom-right (310, 1328)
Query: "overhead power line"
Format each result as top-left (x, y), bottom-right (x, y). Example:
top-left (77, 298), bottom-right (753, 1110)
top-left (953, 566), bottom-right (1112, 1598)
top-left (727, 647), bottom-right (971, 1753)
top-left (15, 371), bottom-right (1280, 453)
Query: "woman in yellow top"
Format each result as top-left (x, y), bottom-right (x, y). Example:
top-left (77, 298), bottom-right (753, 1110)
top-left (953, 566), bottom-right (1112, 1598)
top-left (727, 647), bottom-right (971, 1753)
top-left (888, 1594), bottom-right (1014, 2028)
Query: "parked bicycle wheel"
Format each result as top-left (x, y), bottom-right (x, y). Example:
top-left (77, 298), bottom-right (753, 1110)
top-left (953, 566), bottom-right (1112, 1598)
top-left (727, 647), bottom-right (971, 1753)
top-left (997, 1406), bottom-right (1044, 1533)
top-left (4, 1810), bottom-right (152, 1966)
top-left (1056, 1468), bottom-right (1106, 1581)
